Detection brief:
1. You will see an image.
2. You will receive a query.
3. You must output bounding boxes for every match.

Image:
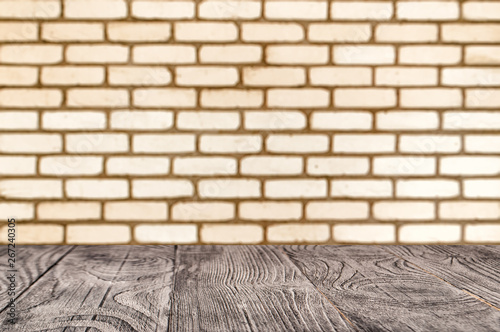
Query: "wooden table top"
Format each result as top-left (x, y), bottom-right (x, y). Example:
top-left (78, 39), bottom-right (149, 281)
top-left (1, 245), bottom-right (499, 331)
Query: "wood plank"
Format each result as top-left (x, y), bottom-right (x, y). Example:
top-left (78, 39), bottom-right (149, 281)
top-left (385, 245), bottom-right (500, 309)
top-left (168, 245), bottom-right (354, 332)
top-left (284, 245), bottom-right (500, 332)
top-left (0, 245), bottom-right (175, 331)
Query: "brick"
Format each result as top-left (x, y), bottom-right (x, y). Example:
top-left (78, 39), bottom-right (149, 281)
top-left (443, 112), bottom-right (500, 130)
top-left (135, 225), bottom-right (197, 244)
top-left (265, 180), bottom-right (327, 198)
top-left (266, 45), bottom-right (328, 64)
top-left (108, 66), bottom-right (171, 86)
top-left (201, 89), bottom-right (263, 108)
top-left (0, 112), bottom-right (37, 130)
top-left (244, 111), bottom-right (306, 130)
top-left (0, 1), bottom-right (61, 19)
top-left (106, 157), bottom-right (170, 175)
top-left (111, 111), bottom-right (173, 130)
top-left (132, 1), bottom-right (194, 19)
top-left (376, 24), bottom-right (437, 42)
top-left (67, 225), bottom-right (130, 244)
top-left (199, 1), bottom-right (261, 19)
top-left (0, 180), bottom-right (62, 199)
top-left (442, 68), bottom-right (500, 86)
top-left (265, 1), bottom-right (327, 20)
top-left (198, 179), bottom-right (261, 198)
top-left (40, 156), bottom-right (103, 176)
top-left (42, 23), bottom-right (103, 41)
top-left (268, 89), bottom-right (330, 108)
top-left (306, 201), bottom-right (369, 220)
top-left (307, 157), bottom-right (369, 175)
top-left (268, 224), bottom-right (329, 243)
top-left (334, 88), bottom-right (396, 108)
top-left (176, 22), bottom-right (237, 42)
top-left (466, 89), bottom-right (500, 108)
top-left (331, 180), bottom-right (392, 198)
top-left (376, 67), bottom-right (438, 86)
top-left (242, 23), bottom-right (304, 42)
top-left (399, 224), bottom-right (461, 244)
top-left (397, 1), bottom-right (459, 20)
top-left (200, 135), bottom-right (262, 153)
top-left (66, 180), bottom-right (128, 199)
top-left (465, 224), bottom-right (500, 243)
top-left (0, 66), bottom-right (38, 86)
top-left (133, 134), bottom-right (195, 153)
top-left (38, 202), bottom-right (101, 221)
top-left (133, 45), bottom-right (196, 64)
top-left (463, 2), bottom-right (500, 21)
top-left (440, 202), bottom-right (500, 220)
top-left (172, 202), bottom-right (235, 221)
top-left (177, 112), bottom-right (239, 130)
top-left (331, 1), bottom-right (393, 20)
top-left (66, 134), bottom-right (128, 153)
top-left (333, 224), bottom-right (395, 244)
top-left (400, 46), bottom-right (461, 65)
top-left (134, 88), bottom-right (196, 107)
top-left (0, 22), bottom-right (38, 41)
top-left (400, 89), bottom-right (462, 108)
top-left (442, 24), bottom-right (500, 42)
top-left (201, 224), bottom-right (263, 244)
top-left (66, 45), bottom-right (128, 64)
top-left (173, 157), bottom-right (237, 176)
top-left (397, 180), bottom-right (459, 198)
top-left (311, 111), bottom-right (372, 130)
top-left (373, 201), bottom-right (435, 221)
top-left (133, 180), bottom-right (194, 198)
top-left (308, 23), bottom-right (371, 42)
top-left (241, 156), bottom-right (302, 175)
top-left (465, 135), bottom-right (500, 153)
top-left (399, 135), bottom-right (461, 154)
top-left (0, 89), bottom-right (62, 108)
top-left (176, 66), bottom-right (238, 86)
top-left (108, 22), bottom-right (171, 42)
top-left (1, 225), bottom-right (63, 244)
top-left (0, 203), bottom-right (34, 220)
top-left (333, 46), bottom-right (395, 65)
top-left (310, 67), bottom-right (371, 86)
top-left (333, 134), bottom-right (396, 153)
top-left (0, 157), bottom-right (36, 175)
top-left (239, 202), bottom-right (302, 221)
top-left (0, 134), bottom-right (61, 153)
top-left (441, 157), bottom-right (500, 175)
top-left (267, 134), bottom-right (329, 153)
top-left (65, 0), bottom-right (127, 19)
top-left (43, 111), bottom-right (105, 130)
top-left (464, 179), bottom-right (500, 198)
top-left (200, 45), bottom-right (262, 64)
top-left (466, 47), bottom-right (500, 64)
top-left (377, 111), bottom-right (439, 130)
top-left (105, 202), bottom-right (167, 221)
top-left (42, 66), bottom-right (105, 86)
top-left (243, 67), bottom-right (305, 87)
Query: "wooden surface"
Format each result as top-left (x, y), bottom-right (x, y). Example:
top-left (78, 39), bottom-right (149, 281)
top-left (0, 245), bottom-right (498, 331)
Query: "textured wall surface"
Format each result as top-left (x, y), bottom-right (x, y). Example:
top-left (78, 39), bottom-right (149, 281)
top-left (0, 0), bottom-right (499, 245)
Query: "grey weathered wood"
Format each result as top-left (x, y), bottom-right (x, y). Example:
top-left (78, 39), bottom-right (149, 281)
top-left (385, 245), bottom-right (500, 309)
top-left (168, 245), bottom-right (354, 332)
top-left (0, 245), bottom-right (175, 332)
top-left (283, 245), bottom-right (500, 332)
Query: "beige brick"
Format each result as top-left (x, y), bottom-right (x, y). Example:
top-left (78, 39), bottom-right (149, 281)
top-left (333, 134), bottom-right (395, 153)
top-left (374, 201), bottom-right (435, 221)
top-left (0, 134), bottom-right (61, 153)
top-left (133, 45), bottom-right (196, 64)
top-left (243, 67), bottom-right (305, 87)
top-left (43, 111), bottom-right (105, 130)
top-left (397, 1), bottom-right (459, 20)
top-left (108, 66), bottom-right (171, 86)
top-left (440, 202), bottom-right (500, 220)
top-left (308, 23), bottom-right (371, 42)
top-left (66, 134), bottom-right (128, 153)
top-left (399, 135), bottom-right (461, 154)
top-left (0, 157), bottom-right (36, 175)
top-left (310, 67), bottom-right (372, 87)
top-left (38, 202), bottom-right (101, 221)
top-left (333, 224), bottom-right (395, 244)
top-left (106, 157), bottom-right (170, 175)
top-left (241, 156), bottom-right (302, 175)
top-left (65, 0), bottom-right (127, 19)
top-left (376, 24), bottom-right (437, 42)
top-left (443, 24), bottom-right (500, 42)
top-left (173, 157), bottom-right (237, 176)
top-left (466, 46), bottom-right (500, 64)
top-left (376, 67), bottom-right (438, 86)
top-left (0, 203), bottom-right (34, 220)
top-left (200, 45), bottom-right (262, 64)
top-left (397, 180), bottom-right (459, 198)
top-left (200, 135), bottom-right (262, 153)
top-left (441, 157), bottom-right (500, 175)
top-left (1, 225), bottom-right (63, 244)
top-left (242, 23), bottom-right (304, 42)
top-left (334, 88), bottom-right (396, 108)
top-left (401, 89), bottom-right (462, 108)
top-left (41, 67), bottom-right (105, 86)
top-left (177, 112), bottom-right (239, 130)
top-left (42, 23), bottom-right (103, 41)
top-left (105, 202), bottom-right (167, 221)
top-left (465, 224), bottom-right (500, 243)
top-left (67, 225), bottom-right (131, 244)
top-left (463, 2), bottom-right (500, 21)
top-left (265, 1), bottom-right (327, 20)
top-left (306, 201), bottom-right (369, 220)
top-left (136, 225), bottom-right (197, 244)
top-left (0, 89), bottom-right (62, 108)
top-left (133, 180), bottom-right (194, 198)
top-left (0, 66), bottom-right (37, 86)
top-left (176, 22), bottom-right (237, 42)
top-left (0, 180), bottom-right (62, 199)
top-left (331, 180), bottom-right (392, 198)
top-left (111, 111), bottom-right (173, 130)
top-left (0, 22), bottom-right (38, 41)
top-left (466, 89), bottom-right (500, 108)
top-left (334, 46), bottom-right (395, 65)
top-left (66, 45), bottom-right (128, 64)
top-left (244, 111), bottom-right (306, 130)
top-left (267, 134), bottom-right (329, 153)
top-left (377, 111), bottom-right (439, 130)
top-left (201, 224), bottom-right (263, 244)
top-left (133, 134), bottom-right (195, 153)
top-left (442, 68), bottom-right (500, 86)
top-left (66, 179), bottom-right (128, 199)
top-left (464, 179), bottom-right (500, 198)
top-left (201, 89), bottom-right (263, 108)
top-left (399, 224), bottom-right (461, 244)
top-left (443, 112), bottom-right (500, 130)
top-left (268, 89), bottom-right (330, 108)
top-left (400, 46), bottom-right (461, 65)
top-left (198, 179), bottom-right (261, 198)
top-left (199, 0), bottom-right (261, 19)
top-left (331, 1), bottom-right (393, 20)
top-left (134, 88), bottom-right (196, 107)
top-left (0, 112), bottom-right (37, 130)
top-left (40, 156), bottom-right (103, 176)
top-left (239, 202), bottom-right (302, 221)
top-left (177, 66), bottom-right (238, 87)
top-left (266, 45), bottom-right (328, 64)
top-left (108, 22), bottom-right (171, 42)
top-left (268, 224), bottom-right (329, 243)
top-left (265, 179), bottom-right (327, 198)
top-left (0, 1), bottom-right (61, 19)
top-left (132, 1), bottom-right (194, 19)
top-left (172, 202), bottom-right (235, 221)
top-left (308, 157), bottom-right (369, 175)
top-left (311, 111), bottom-right (372, 131)
top-left (465, 135), bottom-right (500, 153)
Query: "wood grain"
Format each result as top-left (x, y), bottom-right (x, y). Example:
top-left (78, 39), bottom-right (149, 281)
top-left (283, 245), bottom-right (500, 332)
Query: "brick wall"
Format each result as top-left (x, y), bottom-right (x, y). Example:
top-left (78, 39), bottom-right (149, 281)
top-left (0, 0), bottom-right (499, 245)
